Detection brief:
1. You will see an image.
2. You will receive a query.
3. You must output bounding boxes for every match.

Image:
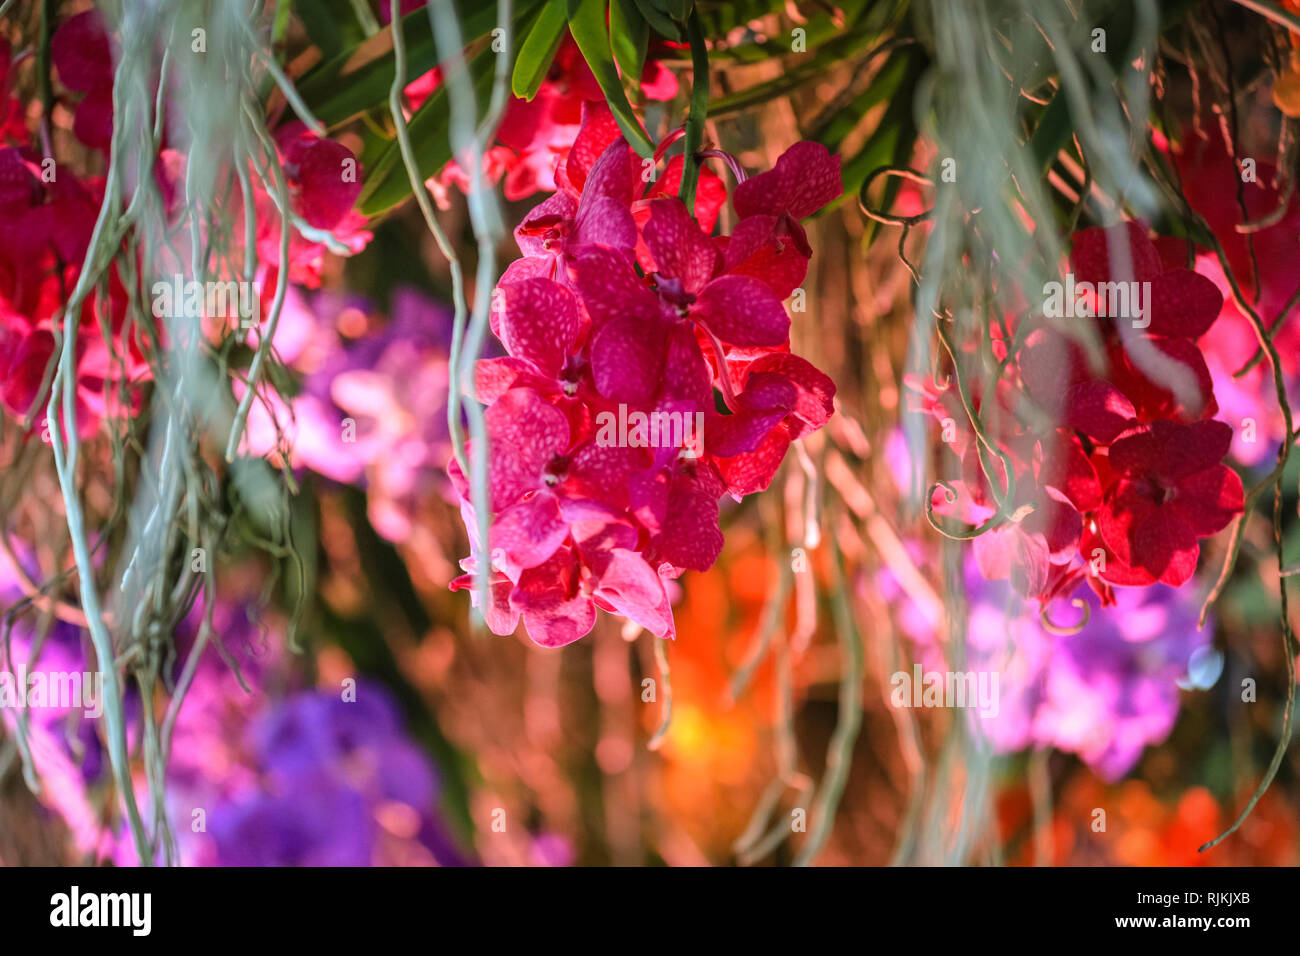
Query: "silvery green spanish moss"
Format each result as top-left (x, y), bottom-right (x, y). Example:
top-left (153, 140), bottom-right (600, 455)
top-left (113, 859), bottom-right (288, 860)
top-left (35, 0), bottom-right (308, 865)
top-left (431, 0), bottom-right (513, 620)
top-left (897, 0), bottom-right (1160, 862)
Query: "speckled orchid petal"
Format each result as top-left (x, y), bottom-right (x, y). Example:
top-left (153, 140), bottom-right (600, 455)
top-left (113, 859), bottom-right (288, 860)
top-left (1062, 380), bottom-right (1137, 444)
top-left (581, 139), bottom-right (639, 206)
top-left (296, 138), bottom-right (363, 231)
top-left (1108, 419), bottom-right (1233, 482)
top-left (1114, 337), bottom-right (1217, 422)
top-left (973, 524), bottom-right (1051, 597)
top-left (589, 315), bottom-right (667, 404)
top-left (567, 245), bottom-right (660, 328)
top-left (706, 408), bottom-right (789, 457)
top-left (496, 277), bottom-right (580, 376)
top-left (474, 356), bottom-right (550, 404)
top-left (721, 214), bottom-right (809, 300)
top-left (1039, 434), bottom-right (1103, 513)
top-left (652, 466), bottom-right (725, 572)
top-left (647, 156), bottom-right (728, 233)
top-left (1145, 268), bottom-right (1223, 339)
top-left (691, 275), bottom-right (789, 347)
top-left (1070, 221), bottom-right (1163, 285)
top-left (484, 387), bottom-right (569, 511)
top-left (1099, 485), bottom-right (1201, 587)
top-left (571, 195), bottom-right (637, 252)
top-left (564, 440), bottom-right (643, 508)
top-left (511, 548), bottom-right (597, 648)
top-left (591, 548), bottom-right (674, 639)
top-left (50, 10), bottom-right (113, 92)
top-left (1098, 420), bottom-right (1242, 584)
top-left (1171, 464), bottom-right (1245, 537)
top-left (564, 101), bottom-right (622, 194)
top-left (662, 324), bottom-right (713, 406)
top-left (628, 469), bottom-right (668, 538)
top-left (514, 191), bottom-right (577, 257)
top-left (450, 567), bottom-right (519, 636)
top-left (1018, 328), bottom-right (1089, 412)
top-left (715, 427), bottom-right (792, 497)
top-left (489, 491), bottom-right (568, 577)
top-left (739, 353), bottom-right (835, 435)
top-left (642, 198), bottom-right (721, 296)
top-left (733, 141), bottom-right (843, 220)
top-left (72, 90), bottom-right (113, 151)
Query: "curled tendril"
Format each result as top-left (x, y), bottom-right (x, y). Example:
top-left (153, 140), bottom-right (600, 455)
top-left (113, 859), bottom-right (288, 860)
top-left (874, 175), bottom-right (1018, 544)
top-left (1235, 191), bottom-right (1292, 233)
top-left (1040, 597), bottom-right (1091, 635)
top-left (930, 317), bottom-right (1020, 531)
top-left (934, 478), bottom-right (958, 503)
top-left (858, 164), bottom-right (935, 227)
top-left (1007, 503), bottom-right (1036, 524)
top-left (923, 478), bottom-right (1013, 540)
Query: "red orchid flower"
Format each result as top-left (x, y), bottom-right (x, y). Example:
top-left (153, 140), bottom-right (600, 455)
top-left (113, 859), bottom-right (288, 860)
top-left (514, 139), bottom-right (640, 266)
top-left (274, 123), bottom-right (364, 232)
top-left (50, 10), bottom-right (115, 151)
top-left (451, 123), bottom-right (841, 647)
top-left (1096, 420), bottom-right (1244, 587)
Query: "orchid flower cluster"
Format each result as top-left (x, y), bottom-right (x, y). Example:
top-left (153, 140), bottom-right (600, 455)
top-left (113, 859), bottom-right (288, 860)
top-left (916, 220), bottom-right (1245, 619)
top-left (450, 105), bottom-right (841, 647)
top-left (426, 35), bottom-right (680, 205)
top-left (0, 4), bottom-right (382, 863)
top-left (0, 9), bottom-right (372, 441)
top-left (1171, 129), bottom-right (1300, 470)
top-left (0, 12), bottom-right (140, 438)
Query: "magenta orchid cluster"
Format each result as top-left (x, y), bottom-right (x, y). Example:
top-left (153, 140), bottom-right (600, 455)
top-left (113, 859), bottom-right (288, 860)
top-left (0, 8), bottom-right (373, 441)
top-left (450, 106), bottom-right (841, 647)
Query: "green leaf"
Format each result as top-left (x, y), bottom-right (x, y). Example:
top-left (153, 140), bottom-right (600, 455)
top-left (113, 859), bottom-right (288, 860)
top-left (679, 9), bottom-right (709, 213)
top-left (567, 0), bottom-right (655, 155)
top-left (837, 44), bottom-right (927, 238)
top-left (631, 0), bottom-right (682, 39)
top-left (695, 0), bottom-right (780, 39)
top-left (610, 0), bottom-right (649, 102)
top-left (298, 0), bottom-right (542, 128)
top-left (710, 32), bottom-right (884, 118)
top-left (512, 0), bottom-right (568, 100)
top-left (663, 0), bottom-right (692, 21)
top-left (293, 0), bottom-right (366, 59)
top-left (695, 0), bottom-right (880, 64)
top-left (707, 0), bottom-right (905, 115)
top-left (357, 48), bottom-right (499, 217)
top-left (1028, 90), bottom-right (1072, 174)
top-left (810, 45), bottom-right (913, 153)
top-left (1026, 0), bottom-right (1202, 174)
